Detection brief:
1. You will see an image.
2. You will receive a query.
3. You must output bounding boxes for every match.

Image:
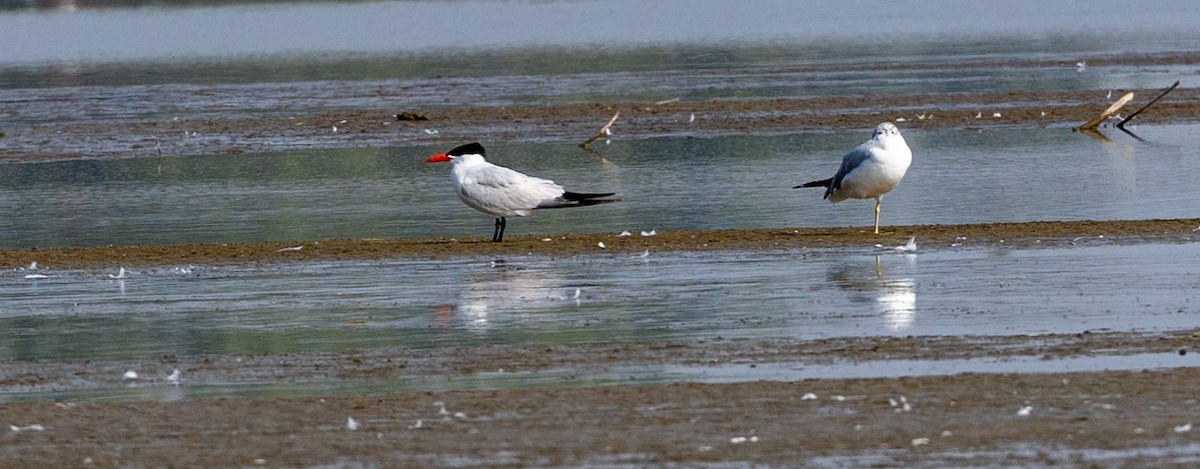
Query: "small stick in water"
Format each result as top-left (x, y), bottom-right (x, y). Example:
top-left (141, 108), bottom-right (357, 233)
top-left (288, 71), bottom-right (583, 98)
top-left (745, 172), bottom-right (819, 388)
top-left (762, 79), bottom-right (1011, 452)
top-left (580, 111), bottom-right (620, 150)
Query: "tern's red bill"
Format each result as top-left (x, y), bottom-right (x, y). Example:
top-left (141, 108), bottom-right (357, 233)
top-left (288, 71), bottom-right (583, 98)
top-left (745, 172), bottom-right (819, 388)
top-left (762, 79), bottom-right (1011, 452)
top-left (426, 153), bottom-right (451, 163)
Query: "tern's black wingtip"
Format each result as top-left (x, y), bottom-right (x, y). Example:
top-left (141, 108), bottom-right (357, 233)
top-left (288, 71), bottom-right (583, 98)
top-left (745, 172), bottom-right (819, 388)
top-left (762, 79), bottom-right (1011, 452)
top-left (562, 191), bottom-right (617, 201)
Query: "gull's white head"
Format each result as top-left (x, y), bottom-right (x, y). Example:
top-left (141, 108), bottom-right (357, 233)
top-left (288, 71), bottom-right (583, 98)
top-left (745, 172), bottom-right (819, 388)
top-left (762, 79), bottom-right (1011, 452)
top-left (872, 122), bottom-right (903, 140)
top-left (872, 122), bottom-right (910, 153)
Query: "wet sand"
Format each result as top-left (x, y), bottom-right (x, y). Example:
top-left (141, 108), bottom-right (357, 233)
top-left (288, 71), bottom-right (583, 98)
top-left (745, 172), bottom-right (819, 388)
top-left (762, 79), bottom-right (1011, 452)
top-left (8, 87), bottom-right (1200, 163)
top-left (10, 368), bottom-right (1200, 466)
top-left (3, 56), bottom-right (1200, 162)
top-left (3, 331), bottom-right (1200, 466)
top-left (6, 53), bottom-right (1200, 465)
top-left (107, 87), bottom-right (1200, 159)
top-left (3, 218), bottom-right (1198, 270)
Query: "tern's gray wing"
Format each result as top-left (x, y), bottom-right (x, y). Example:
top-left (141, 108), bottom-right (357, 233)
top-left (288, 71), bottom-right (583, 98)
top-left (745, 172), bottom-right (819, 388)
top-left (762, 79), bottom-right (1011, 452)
top-left (458, 163), bottom-right (564, 214)
top-left (826, 141), bottom-right (876, 199)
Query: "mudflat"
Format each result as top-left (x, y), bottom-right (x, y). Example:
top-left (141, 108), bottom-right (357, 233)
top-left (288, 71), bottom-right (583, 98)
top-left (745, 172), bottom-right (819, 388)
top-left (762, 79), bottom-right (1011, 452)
top-left (3, 55), bottom-right (1200, 163)
top-left (2, 218), bottom-right (1197, 270)
top-left (2, 331), bottom-right (1199, 466)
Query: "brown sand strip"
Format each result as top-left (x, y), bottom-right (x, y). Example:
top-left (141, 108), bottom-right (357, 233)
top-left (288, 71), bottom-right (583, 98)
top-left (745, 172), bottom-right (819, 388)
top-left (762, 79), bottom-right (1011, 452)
top-left (3, 218), bottom-right (1197, 270)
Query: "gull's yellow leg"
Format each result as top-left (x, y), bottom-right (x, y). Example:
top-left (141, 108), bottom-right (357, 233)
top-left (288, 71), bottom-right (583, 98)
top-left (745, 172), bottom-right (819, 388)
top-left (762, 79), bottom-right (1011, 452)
top-left (873, 199), bottom-right (882, 235)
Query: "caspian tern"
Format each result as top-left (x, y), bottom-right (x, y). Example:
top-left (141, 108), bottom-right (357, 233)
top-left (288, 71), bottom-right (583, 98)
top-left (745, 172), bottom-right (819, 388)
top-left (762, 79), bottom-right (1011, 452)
top-left (794, 122), bottom-right (912, 234)
top-left (426, 143), bottom-right (618, 242)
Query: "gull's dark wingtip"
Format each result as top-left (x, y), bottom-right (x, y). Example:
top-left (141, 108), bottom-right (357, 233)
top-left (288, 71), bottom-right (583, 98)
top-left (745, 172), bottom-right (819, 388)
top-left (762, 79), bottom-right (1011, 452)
top-left (793, 178), bottom-right (833, 189)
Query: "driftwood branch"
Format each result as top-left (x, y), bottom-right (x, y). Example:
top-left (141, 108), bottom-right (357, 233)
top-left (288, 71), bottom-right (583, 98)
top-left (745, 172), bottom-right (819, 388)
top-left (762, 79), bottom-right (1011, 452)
top-left (1074, 92), bottom-right (1134, 131)
top-left (580, 111), bottom-right (620, 149)
top-left (1117, 81), bottom-right (1180, 129)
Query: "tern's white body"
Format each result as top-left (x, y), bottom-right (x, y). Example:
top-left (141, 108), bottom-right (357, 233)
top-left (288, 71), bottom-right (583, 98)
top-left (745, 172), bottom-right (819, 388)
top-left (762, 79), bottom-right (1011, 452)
top-left (427, 143), bottom-right (617, 242)
top-left (449, 153), bottom-right (564, 218)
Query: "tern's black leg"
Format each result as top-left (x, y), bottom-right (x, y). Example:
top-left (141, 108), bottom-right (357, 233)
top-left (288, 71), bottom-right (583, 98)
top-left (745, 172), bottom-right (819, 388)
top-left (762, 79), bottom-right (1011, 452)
top-left (492, 217), bottom-right (507, 242)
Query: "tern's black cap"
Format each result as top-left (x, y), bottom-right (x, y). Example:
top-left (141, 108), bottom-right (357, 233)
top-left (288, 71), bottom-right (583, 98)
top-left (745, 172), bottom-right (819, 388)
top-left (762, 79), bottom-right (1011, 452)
top-left (447, 142), bottom-right (485, 157)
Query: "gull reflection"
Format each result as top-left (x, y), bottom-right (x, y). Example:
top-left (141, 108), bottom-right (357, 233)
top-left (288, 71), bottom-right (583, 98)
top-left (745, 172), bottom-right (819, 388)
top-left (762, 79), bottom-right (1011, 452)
top-left (827, 255), bottom-right (917, 332)
top-left (440, 262), bottom-right (576, 333)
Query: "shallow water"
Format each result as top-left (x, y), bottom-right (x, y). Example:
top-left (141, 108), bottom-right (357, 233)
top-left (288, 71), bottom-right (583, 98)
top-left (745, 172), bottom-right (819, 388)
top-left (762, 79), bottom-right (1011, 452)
top-left (2, 125), bottom-right (1198, 249)
top-left (2, 0), bottom-right (1197, 94)
top-left (3, 240), bottom-right (1200, 398)
top-left (7, 351), bottom-right (1196, 403)
top-left (4, 242), bottom-right (1199, 362)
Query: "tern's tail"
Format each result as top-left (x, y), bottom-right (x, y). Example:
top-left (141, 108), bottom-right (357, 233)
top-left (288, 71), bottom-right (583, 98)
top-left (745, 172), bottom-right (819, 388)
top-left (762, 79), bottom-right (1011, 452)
top-left (793, 178), bottom-right (832, 189)
top-left (538, 191), bottom-right (620, 209)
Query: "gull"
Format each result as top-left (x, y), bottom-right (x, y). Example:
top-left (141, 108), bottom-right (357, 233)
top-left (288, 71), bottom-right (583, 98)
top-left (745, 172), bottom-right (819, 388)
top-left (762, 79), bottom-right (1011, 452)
top-left (426, 143), bottom-right (619, 242)
top-left (166, 369), bottom-right (181, 384)
top-left (108, 267), bottom-right (128, 279)
top-left (794, 122), bottom-right (913, 234)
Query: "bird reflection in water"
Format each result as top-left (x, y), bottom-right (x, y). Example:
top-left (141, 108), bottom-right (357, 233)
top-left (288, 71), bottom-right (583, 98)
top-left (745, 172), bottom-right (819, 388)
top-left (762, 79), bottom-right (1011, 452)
top-left (826, 255), bottom-right (917, 331)
top-left (433, 260), bottom-right (578, 333)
